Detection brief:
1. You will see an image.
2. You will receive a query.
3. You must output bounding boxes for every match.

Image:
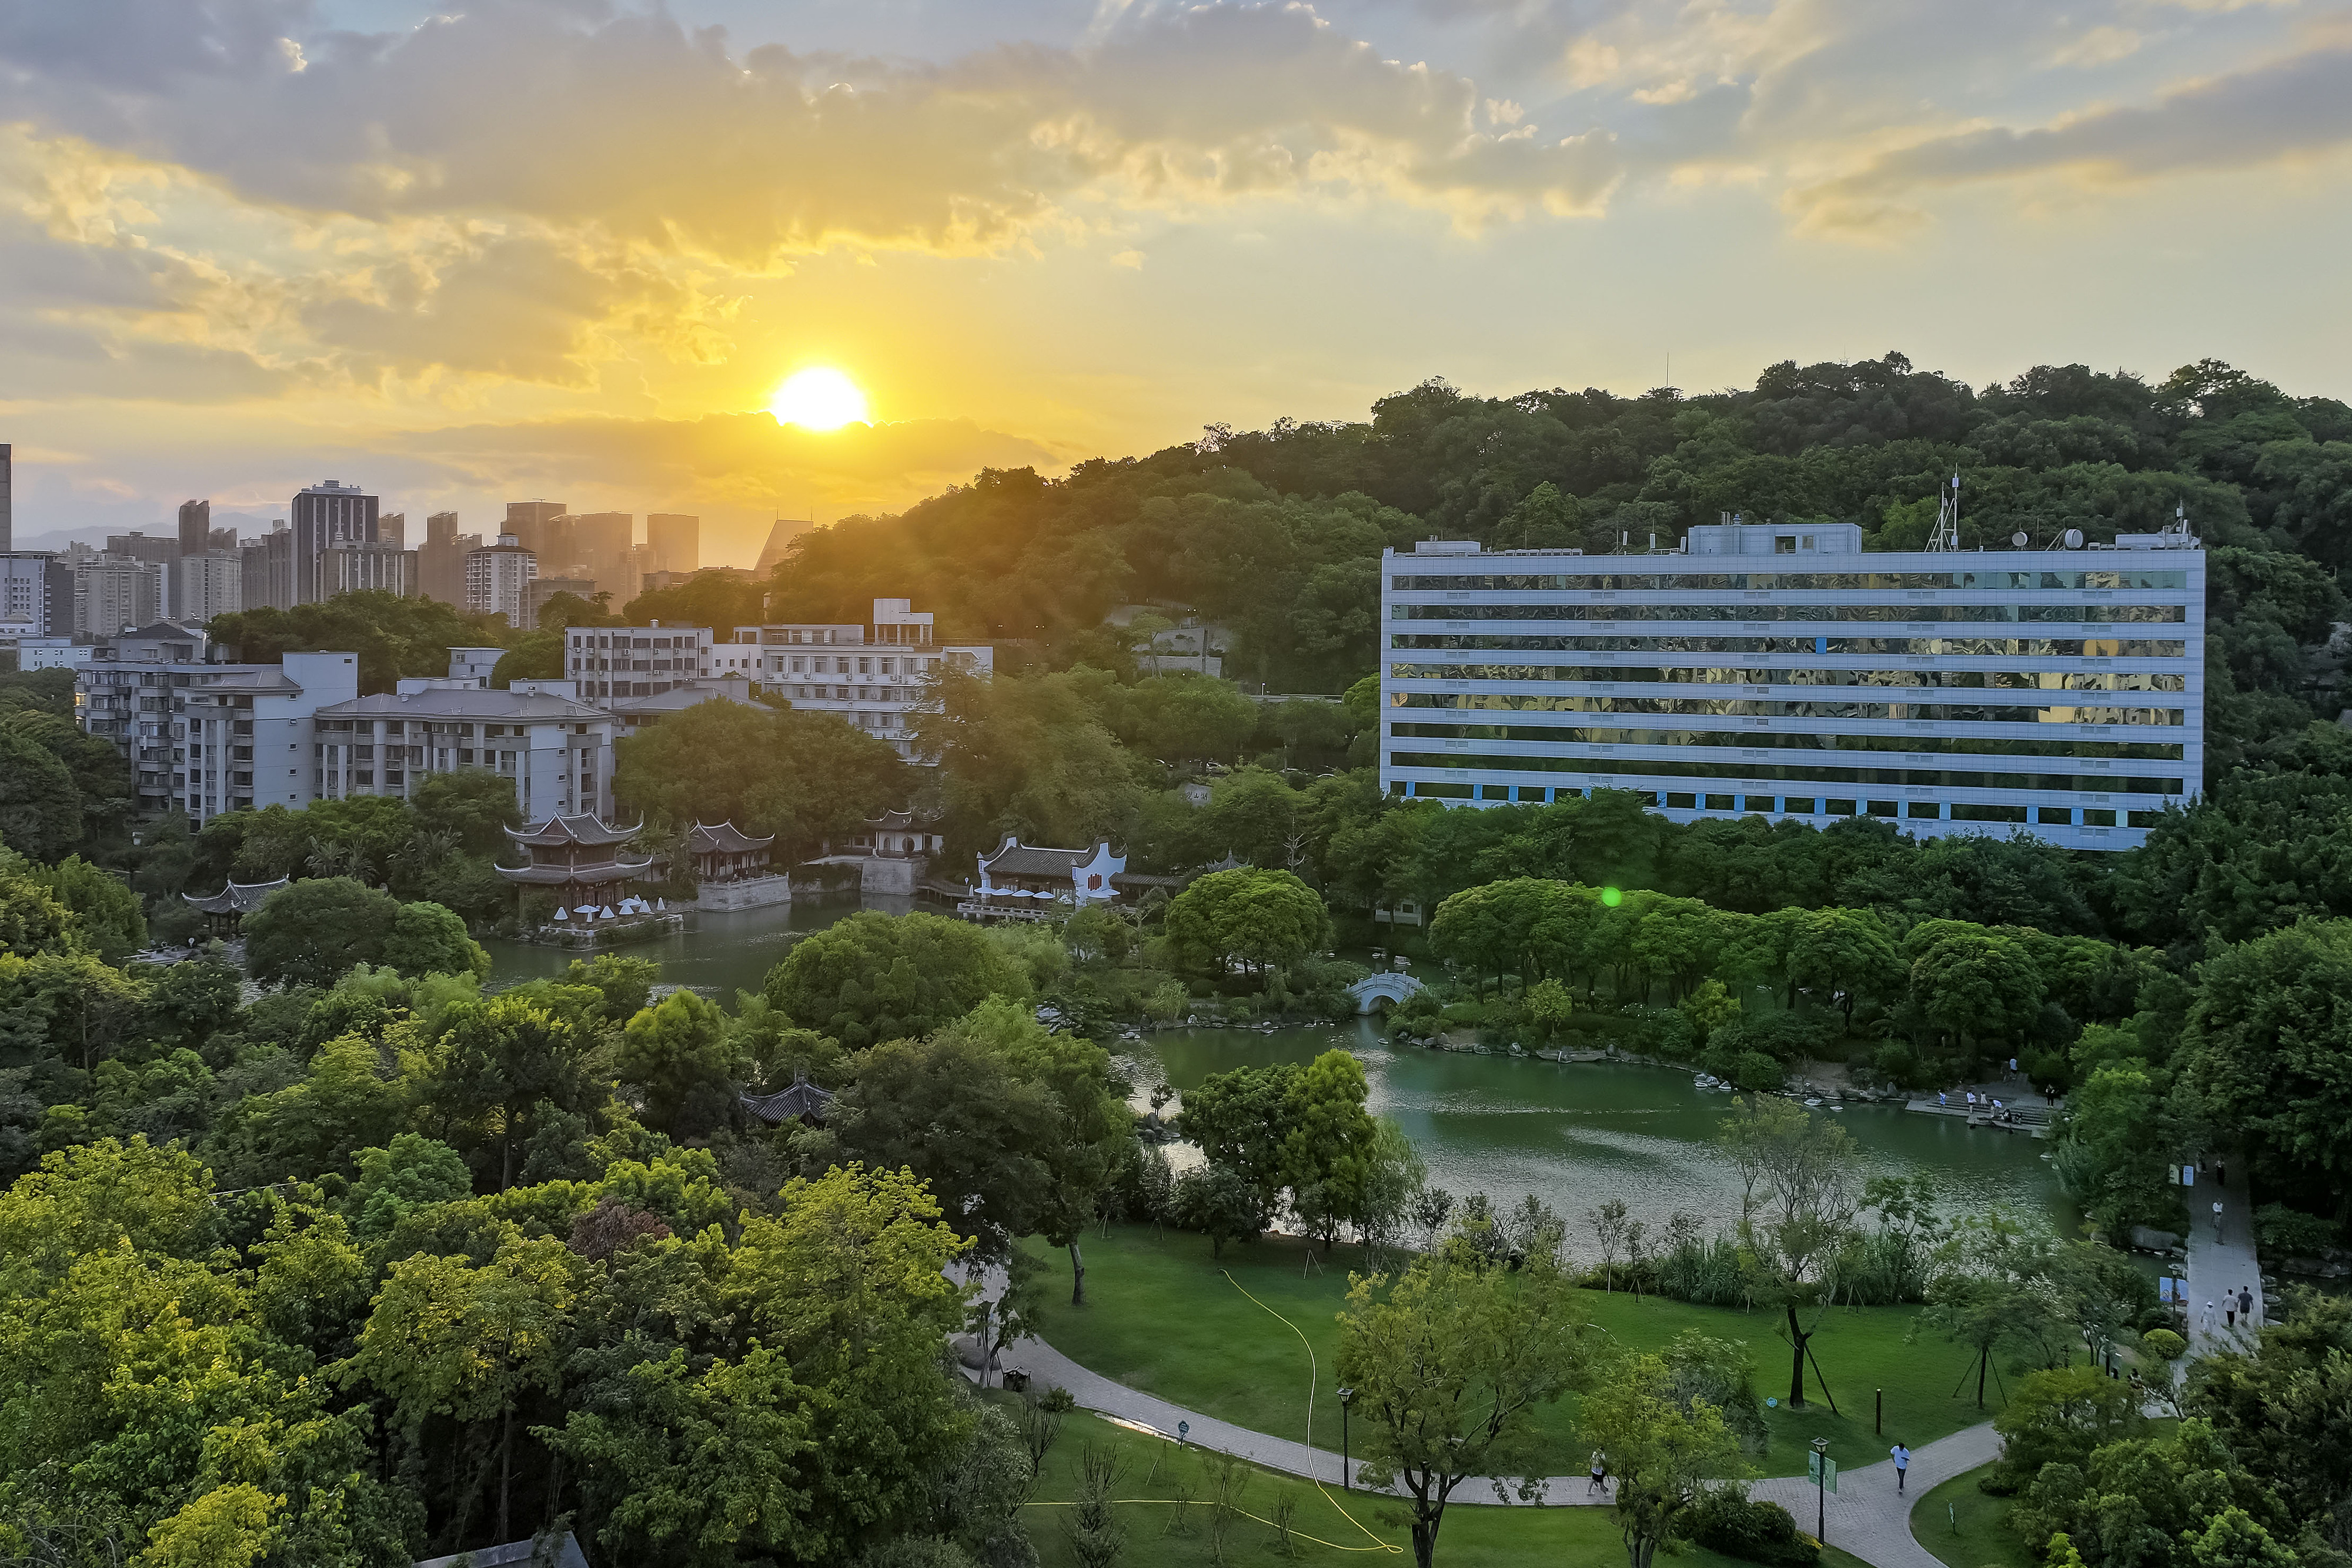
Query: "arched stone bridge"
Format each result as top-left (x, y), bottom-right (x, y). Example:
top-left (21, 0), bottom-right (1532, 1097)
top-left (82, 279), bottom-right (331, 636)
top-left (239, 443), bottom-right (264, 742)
top-left (1344, 971), bottom-right (1427, 1013)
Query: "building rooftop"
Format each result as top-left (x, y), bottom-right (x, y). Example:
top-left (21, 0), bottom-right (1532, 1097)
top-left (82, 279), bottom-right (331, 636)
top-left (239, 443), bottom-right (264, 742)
top-left (183, 877), bottom-right (288, 914)
top-left (315, 689), bottom-right (609, 721)
top-left (689, 820), bottom-right (773, 854)
top-left (505, 813), bottom-right (644, 848)
top-left (980, 837), bottom-right (1112, 879)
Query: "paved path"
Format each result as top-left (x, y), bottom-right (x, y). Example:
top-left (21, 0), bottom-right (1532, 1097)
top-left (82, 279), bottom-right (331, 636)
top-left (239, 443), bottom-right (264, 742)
top-left (2184, 1161), bottom-right (2265, 1355)
top-left (968, 1279), bottom-right (2002, 1566)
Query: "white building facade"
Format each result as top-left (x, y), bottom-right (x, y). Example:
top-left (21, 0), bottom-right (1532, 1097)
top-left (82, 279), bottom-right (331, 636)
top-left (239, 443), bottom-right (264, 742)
top-left (311, 686), bottom-right (617, 821)
top-left (565, 624), bottom-right (714, 701)
top-left (465, 535), bottom-right (537, 627)
top-left (175, 653), bottom-right (361, 821)
top-left (1378, 520), bottom-right (2203, 851)
top-left (739, 598), bottom-right (993, 761)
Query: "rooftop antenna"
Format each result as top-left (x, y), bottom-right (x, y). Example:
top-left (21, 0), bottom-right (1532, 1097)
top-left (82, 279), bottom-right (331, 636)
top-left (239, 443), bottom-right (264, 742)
top-left (1926, 472), bottom-right (1960, 552)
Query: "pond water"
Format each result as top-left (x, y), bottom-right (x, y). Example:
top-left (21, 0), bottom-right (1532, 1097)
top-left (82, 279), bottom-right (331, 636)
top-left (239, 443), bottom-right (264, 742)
top-left (484, 906), bottom-right (2064, 1238)
top-left (1124, 1022), bottom-right (2067, 1239)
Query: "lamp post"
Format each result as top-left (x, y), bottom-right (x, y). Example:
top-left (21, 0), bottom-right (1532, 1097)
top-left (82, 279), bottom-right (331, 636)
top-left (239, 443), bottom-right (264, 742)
top-left (1338, 1387), bottom-right (1354, 1490)
top-left (1811, 1437), bottom-right (1830, 1545)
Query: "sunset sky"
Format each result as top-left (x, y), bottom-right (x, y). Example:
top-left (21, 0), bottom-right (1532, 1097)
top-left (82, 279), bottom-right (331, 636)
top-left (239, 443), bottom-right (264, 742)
top-left (4, 0), bottom-right (2350, 565)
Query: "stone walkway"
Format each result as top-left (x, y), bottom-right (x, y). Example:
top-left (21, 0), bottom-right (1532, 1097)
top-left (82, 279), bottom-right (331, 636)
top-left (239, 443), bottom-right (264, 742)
top-left (972, 1306), bottom-right (2000, 1565)
top-left (2184, 1161), bottom-right (2264, 1355)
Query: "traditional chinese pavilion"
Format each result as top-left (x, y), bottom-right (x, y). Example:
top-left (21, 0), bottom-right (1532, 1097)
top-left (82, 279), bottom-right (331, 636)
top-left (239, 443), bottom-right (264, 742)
top-left (740, 1071), bottom-right (835, 1126)
top-left (181, 875), bottom-right (289, 935)
top-left (495, 814), bottom-right (652, 907)
top-left (958, 836), bottom-right (1126, 921)
top-left (687, 821), bottom-right (773, 884)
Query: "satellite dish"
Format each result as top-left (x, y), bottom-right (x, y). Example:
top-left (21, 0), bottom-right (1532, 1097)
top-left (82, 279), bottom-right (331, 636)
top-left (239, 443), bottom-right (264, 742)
top-left (2010, 531), bottom-right (2029, 547)
top-left (2063, 529), bottom-right (2085, 550)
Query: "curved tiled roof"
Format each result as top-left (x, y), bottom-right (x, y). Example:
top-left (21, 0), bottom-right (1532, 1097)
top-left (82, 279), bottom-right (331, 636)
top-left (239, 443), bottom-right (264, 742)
top-left (493, 857), bottom-right (655, 885)
top-left (503, 813), bottom-right (643, 848)
top-left (689, 820), bottom-right (773, 854)
top-left (741, 1074), bottom-right (835, 1125)
top-left (182, 876), bottom-right (289, 914)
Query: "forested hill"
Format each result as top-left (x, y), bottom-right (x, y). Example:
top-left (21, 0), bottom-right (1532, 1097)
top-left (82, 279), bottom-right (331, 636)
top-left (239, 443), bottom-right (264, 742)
top-left (633, 352), bottom-right (2352, 774)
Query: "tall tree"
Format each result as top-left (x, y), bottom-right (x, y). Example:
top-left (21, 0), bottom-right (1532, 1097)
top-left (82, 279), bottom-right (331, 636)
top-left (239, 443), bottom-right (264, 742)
top-left (1715, 1095), bottom-right (1859, 1408)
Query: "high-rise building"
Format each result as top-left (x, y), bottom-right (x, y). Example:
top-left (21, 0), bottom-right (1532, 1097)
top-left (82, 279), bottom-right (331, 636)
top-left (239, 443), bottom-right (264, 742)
top-left (320, 541), bottom-right (417, 597)
top-left (504, 501), bottom-right (567, 560)
top-left (172, 550), bottom-right (243, 624)
top-left (379, 511), bottom-right (406, 550)
top-left (466, 534), bottom-right (537, 627)
top-left (105, 531), bottom-right (182, 569)
top-left (646, 513), bottom-right (699, 574)
top-left (74, 556), bottom-right (168, 636)
top-left (208, 526), bottom-right (238, 552)
top-left (0, 553), bottom-right (59, 636)
top-left (570, 512), bottom-right (633, 590)
top-left (1377, 515), bottom-right (2205, 851)
top-left (292, 480), bottom-right (380, 604)
top-left (0, 442), bottom-right (12, 551)
top-left (754, 519), bottom-right (803, 574)
top-left (240, 521), bottom-right (296, 611)
top-left (420, 511), bottom-right (467, 604)
top-left (178, 500), bottom-right (211, 559)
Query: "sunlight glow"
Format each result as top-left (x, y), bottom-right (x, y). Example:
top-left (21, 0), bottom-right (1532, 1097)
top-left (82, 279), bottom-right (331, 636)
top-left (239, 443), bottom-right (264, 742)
top-left (768, 367), bottom-right (870, 430)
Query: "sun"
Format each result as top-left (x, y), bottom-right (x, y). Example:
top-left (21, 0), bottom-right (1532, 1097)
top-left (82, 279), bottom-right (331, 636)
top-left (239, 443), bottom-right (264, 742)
top-left (768, 367), bottom-right (870, 430)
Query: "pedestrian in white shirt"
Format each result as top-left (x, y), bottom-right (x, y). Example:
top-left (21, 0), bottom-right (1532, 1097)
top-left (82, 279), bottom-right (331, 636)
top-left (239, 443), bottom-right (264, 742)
top-left (1890, 1444), bottom-right (1911, 1493)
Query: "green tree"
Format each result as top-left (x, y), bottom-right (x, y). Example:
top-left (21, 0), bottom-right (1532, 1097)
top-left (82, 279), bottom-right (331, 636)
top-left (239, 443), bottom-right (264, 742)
top-left (23, 855), bottom-right (146, 962)
top-left (2176, 920), bottom-right (2352, 1206)
top-left (242, 878), bottom-right (404, 988)
top-left (1281, 1048), bottom-right (1378, 1251)
top-left (422, 994), bottom-right (609, 1191)
top-left (1907, 928), bottom-right (2046, 1059)
top-left (614, 988), bottom-right (744, 1138)
top-left (612, 696), bottom-right (903, 858)
top-left (1171, 1163), bottom-right (1274, 1257)
top-left (381, 900), bottom-right (490, 981)
top-left (1790, 907), bottom-right (1903, 1029)
top-left (1714, 1095), bottom-right (1858, 1407)
top-left (0, 727), bottom-right (83, 860)
top-left (1163, 867), bottom-right (1331, 977)
top-left (1586, 1351), bottom-right (1748, 1568)
top-left (1335, 1237), bottom-right (1593, 1568)
top-left (1174, 1061), bottom-right (1299, 1205)
top-left (408, 770), bottom-right (523, 856)
top-left (763, 910), bottom-right (1031, 1049)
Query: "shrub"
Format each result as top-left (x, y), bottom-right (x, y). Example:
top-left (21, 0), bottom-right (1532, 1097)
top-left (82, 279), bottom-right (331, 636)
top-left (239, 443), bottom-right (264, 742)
top-left (2254, 1203), bottom-right (2339, 1258)
top-left (2140, 1328), bottom-right (2186, 1362)
top-left (1680, 1485), bottom-right (1819, 1567)
top-left (1870, 1041), bottom-right (1924, 1089)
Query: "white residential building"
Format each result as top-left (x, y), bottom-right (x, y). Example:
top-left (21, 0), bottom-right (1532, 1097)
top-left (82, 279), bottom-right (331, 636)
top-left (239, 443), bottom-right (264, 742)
top-left (310, 686), bottom-right (617, 821)
top-left (172, 549), bottom-right (244, 624)
top-left (175, 653), bottom-right (362, 822)
top-left (737, 598), bottom-right (993, 761)
top-left (564, 624), bottom-right (714, 700)
top-left (74, 556), bottom-right (168, 636)
top-left (447, 646), bottom-right (507, 688)
top-left (1379, 516), bottom-right (2204, 851)
top-left (465, 534), bottom-right (537, 627)
top-left (0, 553), bottom-right (64, 637)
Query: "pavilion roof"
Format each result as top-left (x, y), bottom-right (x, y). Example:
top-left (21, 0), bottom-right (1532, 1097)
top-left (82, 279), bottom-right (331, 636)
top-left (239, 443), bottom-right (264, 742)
top-left (689, 820), bottom-right (773, 854)
top-left (981, 837), bottom-right (1105, 879)
top-left (741, 1074), bottom-right (836, 1125)
top-left (493, 857), bottom-right (654, 885)
top-left (182, 877), bottom-right (288, 914)
top-left (503, 813), bottom-right (643, 848)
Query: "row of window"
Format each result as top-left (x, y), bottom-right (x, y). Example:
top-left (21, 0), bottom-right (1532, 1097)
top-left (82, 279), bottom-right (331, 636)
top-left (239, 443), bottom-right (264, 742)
top-left (1387, 635), bottom-right (2191, 658)
top-left (1397, 780), bottom-right (2163, 828)
top-left (1393, 569), bottom-right (2194, 593)
top-left (779, 654), bottom-right (942, 677)
top-left (1382, 695), bottom-right (2186, 725)
top-left (1392, 603), bottom-right (2189, 625)
top-left (1390, 669), bottom-right (2189, 694)
top-left (1387, 748), bottom-right (2183, 795)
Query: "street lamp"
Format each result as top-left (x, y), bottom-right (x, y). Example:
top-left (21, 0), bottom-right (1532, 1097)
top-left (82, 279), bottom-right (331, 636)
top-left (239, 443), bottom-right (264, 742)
top-left (1338, 1387), bottom-right (1355, 1491)
top-left (1810, 1437), bottom-right (1830, 1545)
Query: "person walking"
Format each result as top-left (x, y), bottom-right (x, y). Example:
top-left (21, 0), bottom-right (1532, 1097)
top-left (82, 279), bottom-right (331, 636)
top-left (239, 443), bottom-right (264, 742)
top-left (1589, 1451), bottom-right (1609, 1496)
top-left (1937, 1091), bottom-right (1947, 1108)
top-left (1891, 1443), bottom-right (1911, 1493)
top-left (2202, 1301), bottom-right (2216, 1336)
top-left (2226, 1292), bottom-right (2237, 1330)
top-left (2214, 1198), bottom-right (2226, 1238)
top-left (2217, 1158), bottom-right (2227, 1187)
top-left (2240, 1286), bottom-right (2256, 1329)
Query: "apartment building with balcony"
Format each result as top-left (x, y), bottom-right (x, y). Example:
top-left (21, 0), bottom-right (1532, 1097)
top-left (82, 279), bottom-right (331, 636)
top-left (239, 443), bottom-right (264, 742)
top-left (564, 624), bottom-right (714, 700)
top-left (310, 686), bottom-right (617, 821)
top-left (1378, 515), bottom-right (2204, 851)
top-left (735, 598), bottom-right (993, 761)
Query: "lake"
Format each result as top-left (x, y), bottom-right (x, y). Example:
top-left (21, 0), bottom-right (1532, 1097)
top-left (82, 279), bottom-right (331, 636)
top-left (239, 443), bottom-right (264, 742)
top-left (484, 902), bottom-right (2063, 1238)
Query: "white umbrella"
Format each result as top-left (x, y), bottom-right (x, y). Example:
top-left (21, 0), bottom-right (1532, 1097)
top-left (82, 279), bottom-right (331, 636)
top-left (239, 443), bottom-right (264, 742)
top-left (552, 907), bottom-right (567, 921)
top-left (600, 905), bottom-right (616, 920)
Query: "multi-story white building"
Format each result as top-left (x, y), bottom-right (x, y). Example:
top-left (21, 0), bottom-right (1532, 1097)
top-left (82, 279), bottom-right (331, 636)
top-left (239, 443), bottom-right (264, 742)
top-left (565, 624), bottom-right (714, 701)
top-left (0, 552), bottom-right (65, 637)
top-left (737, 598), bottom-right (992, 761)
top-left (74, 556), bottom-right (168, 636)
top-left (310, 686), bottom-right (617, 821)
top-left (175, 653), bottom-right (360, 821)
top-left (465, 534), bottom-right (537, 627)
top-left (1378, 516), bottom-right (2203, 851)
top-left (75, 632), bottom-right (358, 820)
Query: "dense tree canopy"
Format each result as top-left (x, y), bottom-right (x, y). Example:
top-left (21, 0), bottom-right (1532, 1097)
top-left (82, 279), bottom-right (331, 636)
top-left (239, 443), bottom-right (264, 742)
top-left (613, 697), bottom-right (903, 860)
top-left (761, 910), bottom-right (1032, 1049)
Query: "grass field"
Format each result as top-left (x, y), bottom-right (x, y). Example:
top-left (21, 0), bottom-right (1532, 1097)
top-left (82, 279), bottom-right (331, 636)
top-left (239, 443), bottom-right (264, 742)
top-left (1020, 1399), bottom-right (1878, 1568)
top-left (1021, 1224), bottom-right (2007, 1476)
top-left (1910, 1466), bottom-right (2034, 1568)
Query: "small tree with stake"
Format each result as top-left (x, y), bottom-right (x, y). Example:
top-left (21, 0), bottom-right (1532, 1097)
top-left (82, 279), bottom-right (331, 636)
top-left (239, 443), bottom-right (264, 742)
top-left (1716, 1095), bottom-right (1860, 1410)
top-left (1335, 1235), bottom-right (1594, 1567)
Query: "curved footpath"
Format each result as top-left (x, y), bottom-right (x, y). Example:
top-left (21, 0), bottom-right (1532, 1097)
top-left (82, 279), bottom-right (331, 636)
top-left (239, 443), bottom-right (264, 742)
top-left (972, 1320), bottom-right (1994, 1568)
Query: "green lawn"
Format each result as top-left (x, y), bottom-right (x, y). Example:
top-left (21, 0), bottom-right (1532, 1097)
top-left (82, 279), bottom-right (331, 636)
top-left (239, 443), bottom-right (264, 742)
top-left (1021, 1400), bottom-right (1876, 1568)
top-left (1023, 1224), bottom-right (2004, 1476)
top-left (1910, 1465), bottom-right (2034, 1568)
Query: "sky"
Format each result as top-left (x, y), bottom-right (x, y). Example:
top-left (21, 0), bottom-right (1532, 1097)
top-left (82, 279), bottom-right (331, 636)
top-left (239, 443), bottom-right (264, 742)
top-left (2, 0), bottom-right (2350, 566)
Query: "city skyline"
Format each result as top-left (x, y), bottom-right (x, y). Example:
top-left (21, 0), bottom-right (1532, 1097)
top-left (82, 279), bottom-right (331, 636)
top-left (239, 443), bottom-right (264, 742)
top-left (2, 0), bottom-right (2349, 564)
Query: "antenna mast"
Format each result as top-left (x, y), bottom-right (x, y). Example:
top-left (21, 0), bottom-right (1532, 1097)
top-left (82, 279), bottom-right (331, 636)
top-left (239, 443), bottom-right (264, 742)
top-left (1926, 473), bottom-right (1960, 551)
